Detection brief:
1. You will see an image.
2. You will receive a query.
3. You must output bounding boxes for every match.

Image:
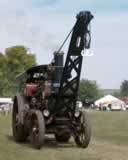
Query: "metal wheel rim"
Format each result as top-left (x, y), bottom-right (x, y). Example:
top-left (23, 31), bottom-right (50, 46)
top-left (79, 114), bottom-right (86, 143)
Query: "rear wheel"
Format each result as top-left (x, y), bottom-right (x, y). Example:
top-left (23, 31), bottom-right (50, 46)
top-left (74, 110), bottom-right (91, 148)
top-left (30, 110), bottom-right (45, 149)
top-left (55, 131), bottom-right (71, 143)
top-left (12, 96), bottom-right (27, 142)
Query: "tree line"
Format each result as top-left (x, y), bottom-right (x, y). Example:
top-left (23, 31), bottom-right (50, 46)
top-left (0, 45), bottom-right (36, 97)
top-left (79, 79), bottom-right (128, 102)
top-left (0, 45), bottom-right (128, 102)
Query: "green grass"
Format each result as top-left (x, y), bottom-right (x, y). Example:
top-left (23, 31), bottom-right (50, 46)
top-left (0, 111), bottom-right (128, 160)
top-left (91, 111), bottom-right (128, 145)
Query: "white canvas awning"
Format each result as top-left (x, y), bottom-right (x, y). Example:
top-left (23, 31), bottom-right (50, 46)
top-left (95, 95), bottom-right (124, 106)
top-left (0, 98), bottom-right (13, 104)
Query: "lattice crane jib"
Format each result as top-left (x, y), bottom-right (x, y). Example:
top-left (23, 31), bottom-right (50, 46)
top-left (55, 11), bottom-right (93, 115)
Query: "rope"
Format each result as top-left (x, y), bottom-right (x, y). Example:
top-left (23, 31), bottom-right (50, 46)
top-left (57, 26), bottom-right (74, 53)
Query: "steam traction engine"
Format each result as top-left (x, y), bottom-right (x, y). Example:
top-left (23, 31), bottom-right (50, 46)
top-left (12, 11), bottom-right (93, 149)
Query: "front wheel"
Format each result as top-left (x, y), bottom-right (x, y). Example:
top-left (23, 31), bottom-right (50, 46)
top-left (30, 110), bottom-right (45, 149)
top-left (74, 110), bottom-right (91, 148)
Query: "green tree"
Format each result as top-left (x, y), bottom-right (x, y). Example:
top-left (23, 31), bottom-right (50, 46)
top-left (79, 79), bottom-right (101, 102)
top-left (120, 80), bottom-right (128, 97)
top-left (113, 91), bottom-right (120, 98)
top-left (0, 45), bottom-right (36, 97)
top-left (0, 53), bottom-right (6, 96)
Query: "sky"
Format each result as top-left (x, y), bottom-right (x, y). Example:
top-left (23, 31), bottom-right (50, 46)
top-left (0, 0), bottom-right (128, 89)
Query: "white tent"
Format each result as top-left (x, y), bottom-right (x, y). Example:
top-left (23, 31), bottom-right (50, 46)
top-left (95, 95), bottom-right (124, 106)
top-left (0, 98), bottom-right (13, 112)
top-left (0, 98), bottom-right (13, 104)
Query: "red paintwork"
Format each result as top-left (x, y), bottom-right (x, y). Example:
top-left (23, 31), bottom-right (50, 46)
top-left (120, 98), bottom-right (128, 103)
top-left (25, 83), bottom-right (37, 97)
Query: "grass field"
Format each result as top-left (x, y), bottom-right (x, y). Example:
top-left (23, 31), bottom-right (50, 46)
top-left (0, 111), bottom-right (128, 160)
top-left (91, 111), bottom-right (128, 145)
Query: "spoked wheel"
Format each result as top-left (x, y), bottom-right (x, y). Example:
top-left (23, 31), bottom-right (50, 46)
top-left (55, 131), bottom-right (71, 143)
top-left (30, 110), bottom-right (45, 149)
top-left (74, 110), bottom-right (91, 148)
top-left (12, 96), bottom-right (27, 142)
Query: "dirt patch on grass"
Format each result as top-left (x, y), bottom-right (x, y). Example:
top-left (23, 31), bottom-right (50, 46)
top-left (35, 137), bottom-right (128, 160)
top-left (1, 133), bottom-right (128, 160)
top-left (86, 139), bottom-right (128, 160)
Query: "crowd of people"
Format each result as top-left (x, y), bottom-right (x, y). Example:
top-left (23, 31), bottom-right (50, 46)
top-left (0, 103), bottom-right (12, 115)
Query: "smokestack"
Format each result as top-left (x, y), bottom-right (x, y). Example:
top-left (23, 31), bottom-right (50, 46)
top-left (54, 51), bottom-right (64, 66)
top-left (53, 51), bottom-right (64, 92)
